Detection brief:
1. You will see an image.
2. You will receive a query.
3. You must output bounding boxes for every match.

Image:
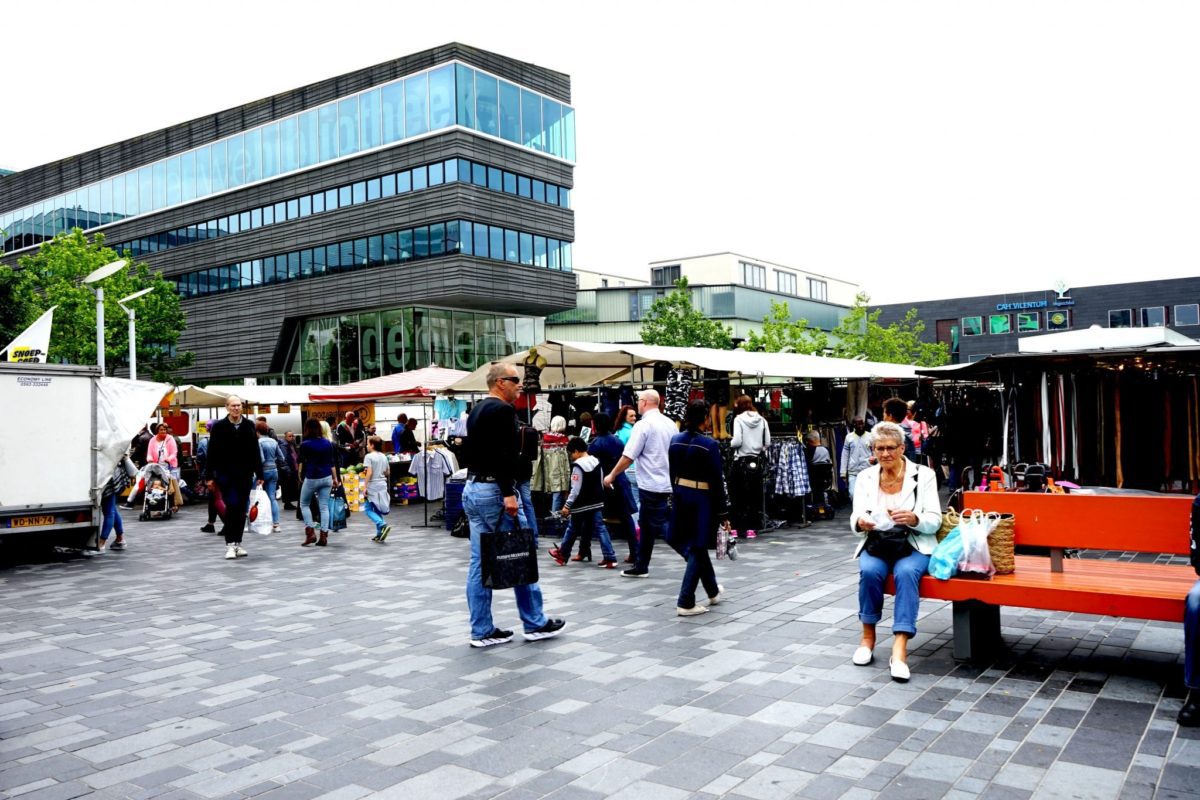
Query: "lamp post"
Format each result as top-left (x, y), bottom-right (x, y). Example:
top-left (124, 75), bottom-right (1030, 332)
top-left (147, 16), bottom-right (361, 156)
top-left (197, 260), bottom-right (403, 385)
top-left (82, 259), bottom-right (127, 375)
top-left (118, 287), bottom-right (153, 380)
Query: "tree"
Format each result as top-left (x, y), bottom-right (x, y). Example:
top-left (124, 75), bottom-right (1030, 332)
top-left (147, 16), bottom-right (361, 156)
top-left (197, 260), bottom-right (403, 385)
top-left (828, 292), bottom-right (950, 367)
top-left (639, 277), bottom-right (733, 349)
top-left (0, 261), bottom-right (39, 351)
top-left (741, 300), bottom-right (828, 355)
top-left (14, 229), bottom-right (194, 381)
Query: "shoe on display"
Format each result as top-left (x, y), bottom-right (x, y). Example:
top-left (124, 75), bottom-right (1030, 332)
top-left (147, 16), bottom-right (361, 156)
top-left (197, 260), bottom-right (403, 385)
top-left (677, 605), bottom-right (709, 617)
top-left (469, 628), bottom-right (514, 648)
top-left (225, 545), bottom-right (237, 560)
top-left (523, 619), bottom-right (566, 641)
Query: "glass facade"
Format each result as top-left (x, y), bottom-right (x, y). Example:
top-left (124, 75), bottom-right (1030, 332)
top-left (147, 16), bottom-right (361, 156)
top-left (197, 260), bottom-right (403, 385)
top-left (291, 306), bottom-right (545, 383)
top-left (0, 60), bottom-right (575, 254)
top-left (173, 218), bottom-right (572, 300)
top-left (111, 156), bottom-right (570, 259)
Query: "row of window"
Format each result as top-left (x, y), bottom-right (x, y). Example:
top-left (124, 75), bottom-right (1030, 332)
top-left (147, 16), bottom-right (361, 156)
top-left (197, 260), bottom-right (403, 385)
top-left (173, 219), bottom-right (572, 299)
top-left (110, 157), bottom-right (570, 259)
top-left (0, 60), bottom-right (575, 255)
top-left (962, 304), bottom-right (1200, 336)
top-left (738, 260), bottom-right (828, 301)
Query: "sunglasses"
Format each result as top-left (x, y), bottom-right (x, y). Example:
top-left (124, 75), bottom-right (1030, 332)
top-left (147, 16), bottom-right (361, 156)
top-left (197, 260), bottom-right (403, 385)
top-left (499, 376), bottom-right (521, 385)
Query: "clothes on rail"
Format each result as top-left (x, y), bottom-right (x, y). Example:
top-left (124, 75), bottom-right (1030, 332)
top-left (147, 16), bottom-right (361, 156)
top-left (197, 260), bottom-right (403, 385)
top-left (408, 447), bottom-right (457, 501)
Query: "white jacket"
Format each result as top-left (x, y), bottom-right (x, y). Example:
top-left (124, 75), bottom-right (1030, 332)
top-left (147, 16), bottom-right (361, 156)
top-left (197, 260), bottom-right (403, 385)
top-left (850, 460), bottom-right (942, 557)
top-left (731, 411), bottom-right (770, 457)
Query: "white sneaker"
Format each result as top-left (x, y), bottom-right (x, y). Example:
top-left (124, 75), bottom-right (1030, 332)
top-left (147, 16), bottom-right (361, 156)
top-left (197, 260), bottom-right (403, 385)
top-left (271, 524), bottom-right (281, 533)
top-left (677, 605), bottom-right (709, 617)
top-left (852, 646), bottom-right (874, 666)
top-left (234, 544), bottom-right (248, 558)
top-left (706, 585), bottom-right (725, 606)
top-left (224, 545), bottom-right (237, 560)
top-left (889, 657), bottom-right (910, 681)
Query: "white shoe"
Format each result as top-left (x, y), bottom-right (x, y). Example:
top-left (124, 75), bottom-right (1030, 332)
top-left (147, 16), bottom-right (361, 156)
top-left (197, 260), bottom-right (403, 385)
top-left (677, 605), bottom-right (709, 617)
top-left (234, 544), bottom-right (248, 558)
top-left (852, 646), bottom-right (874, 666)
top-left (224, 545), bottom-right (237, 560)
top-left (706, 585), bottom-right (725, 606)
top-left (272, 524), bottom-right (281, 533)
top-left (889, 657), bottom-right (910, 682)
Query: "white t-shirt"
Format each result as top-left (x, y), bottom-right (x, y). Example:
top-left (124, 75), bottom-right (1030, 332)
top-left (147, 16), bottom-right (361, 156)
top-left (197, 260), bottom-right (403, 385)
top-left (621, 408), bottom-right (677, 493)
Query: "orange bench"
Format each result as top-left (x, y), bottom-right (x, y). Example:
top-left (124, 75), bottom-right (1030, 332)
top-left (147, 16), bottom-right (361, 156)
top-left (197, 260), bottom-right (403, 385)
top-left (888, 491), bottom-right (1196, 660)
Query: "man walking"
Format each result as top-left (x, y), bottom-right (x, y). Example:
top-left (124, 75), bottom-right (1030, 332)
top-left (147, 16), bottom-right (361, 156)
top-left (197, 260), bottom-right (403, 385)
top-left (604, 389), bottom-right (677, 578)
top-left (840, 416), bottom-right (872, 499)
top-left (463, 363), bottom-right (565, 648)
top-left (204, 395), bottom-right (264, 560)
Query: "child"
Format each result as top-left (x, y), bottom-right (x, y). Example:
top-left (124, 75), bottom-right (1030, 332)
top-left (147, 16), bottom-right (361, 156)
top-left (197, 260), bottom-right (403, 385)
top-left (147, 479), bottom-right (168, 505)
top-left (548, 437), bottom-right (618, 568)
top-left (362, 436), bottom-right (392, 542)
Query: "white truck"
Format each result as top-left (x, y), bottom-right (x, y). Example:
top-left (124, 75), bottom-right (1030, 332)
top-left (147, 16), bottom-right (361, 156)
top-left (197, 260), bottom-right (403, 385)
top-left (0, 362), bottom-right (167, 549)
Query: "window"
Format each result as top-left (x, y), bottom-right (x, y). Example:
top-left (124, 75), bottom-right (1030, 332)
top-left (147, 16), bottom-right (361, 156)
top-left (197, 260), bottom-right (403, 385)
top-left (1140, 306), bottom-right (1166, 327)
top-left (961, 316), bottom-right (983, 336)
top-left (651, 265), bottom-right (681, 286)
top-left (1174, 303), bottom-right (1200, 326)
top-left (807, 278), bottom-right (827, 301)
top-left (776, 271), bottom-right (797, 295)
top-left (740, 261), bottom-right (766, 289)
top-left (601, 278), bottom-right (609, 288)
top-left (1046, 309), bottom-right (1071, 331)
top-left (988, 314), bottom-right (1011, 335)
top-left (1017, 312), bottom-right (1040, 332)
top-left (1108, 309), bottom-right (1133, 328)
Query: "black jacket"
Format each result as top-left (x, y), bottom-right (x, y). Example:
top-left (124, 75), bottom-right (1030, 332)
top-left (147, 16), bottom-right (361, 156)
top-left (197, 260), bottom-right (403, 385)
top-left (1191, 493), bottom-right (1200, 576)
top-left (204, 416), bottom-right (264, 482)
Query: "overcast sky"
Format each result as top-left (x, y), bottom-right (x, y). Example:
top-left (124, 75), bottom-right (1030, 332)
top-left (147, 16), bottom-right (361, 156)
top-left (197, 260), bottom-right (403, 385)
top-left (3, 1), bottom-right (1197, 305)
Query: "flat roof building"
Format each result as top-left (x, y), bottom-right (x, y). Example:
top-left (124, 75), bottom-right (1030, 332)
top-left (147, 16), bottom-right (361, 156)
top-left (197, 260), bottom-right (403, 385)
top-left (0, 44), bottom-right (578, 384)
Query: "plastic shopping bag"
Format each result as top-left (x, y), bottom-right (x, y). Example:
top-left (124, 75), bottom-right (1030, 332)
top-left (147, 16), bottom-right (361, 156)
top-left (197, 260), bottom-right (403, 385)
top-left (249, 488), bottom-right (272, 535)
top-left (929, 527), bottom-right (964, 580)
top-left (957, 510), bottom-right (995, 578)
top-left (329, 486), bottom-right (349, 532)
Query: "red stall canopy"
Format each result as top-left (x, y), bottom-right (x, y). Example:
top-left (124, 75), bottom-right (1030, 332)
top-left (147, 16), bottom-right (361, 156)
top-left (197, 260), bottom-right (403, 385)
top-left (307, 367), bottom-right (470, 402)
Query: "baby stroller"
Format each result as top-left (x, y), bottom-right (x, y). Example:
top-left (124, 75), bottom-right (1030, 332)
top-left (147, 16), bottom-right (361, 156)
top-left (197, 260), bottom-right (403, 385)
top-left (136, 462), bottom-right (174, 521)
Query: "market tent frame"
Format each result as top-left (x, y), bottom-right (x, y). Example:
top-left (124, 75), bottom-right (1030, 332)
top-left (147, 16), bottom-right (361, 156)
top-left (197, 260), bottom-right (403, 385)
top-left (308, 366), bottom-right (471, 402)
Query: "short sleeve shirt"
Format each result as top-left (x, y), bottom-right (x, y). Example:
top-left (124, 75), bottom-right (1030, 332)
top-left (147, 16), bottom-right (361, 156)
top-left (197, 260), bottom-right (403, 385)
top-left (621, 408), bottom-right (678, 493)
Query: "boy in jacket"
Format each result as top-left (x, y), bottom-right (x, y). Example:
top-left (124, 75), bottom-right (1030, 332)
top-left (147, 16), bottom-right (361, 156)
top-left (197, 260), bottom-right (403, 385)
top-left (549, 438), bottom-right (618, 568)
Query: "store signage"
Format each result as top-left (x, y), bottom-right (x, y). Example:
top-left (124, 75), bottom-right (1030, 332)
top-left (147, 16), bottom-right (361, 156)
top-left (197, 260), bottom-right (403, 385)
top-left (995, 300), bottom-right (1046, 311)
top-left (1053, 281), bottom-right (1075, 306)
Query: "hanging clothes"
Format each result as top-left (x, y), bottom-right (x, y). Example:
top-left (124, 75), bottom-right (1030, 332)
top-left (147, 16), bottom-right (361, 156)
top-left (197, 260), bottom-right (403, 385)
top-left (664, 369), bottom-right (693, 421)
top-left (532, 442), bottom-right (570, 493)
top-left (770, 439), bottom-right (810, 497)
top-left (409, 448), bottom-right (455, 501)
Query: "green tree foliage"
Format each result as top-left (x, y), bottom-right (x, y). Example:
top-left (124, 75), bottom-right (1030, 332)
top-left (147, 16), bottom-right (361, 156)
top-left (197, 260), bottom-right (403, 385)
top-left (742, 301), bottom-right (828, 354)
top-left (10, 229), bottom-right (194, 380)
top-left (639, 277), bottom-right (733, 349)
top-left (0, 259), bottom-right (39, 351)
top-left (742, 293), bottom-right (949, 367)
top-left (829, 292), bottom-right (949, 367)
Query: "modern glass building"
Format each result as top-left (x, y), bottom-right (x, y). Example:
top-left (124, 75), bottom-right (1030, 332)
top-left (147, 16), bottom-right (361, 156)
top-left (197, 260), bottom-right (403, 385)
top-left (0, 43), bottom-right (577, 383)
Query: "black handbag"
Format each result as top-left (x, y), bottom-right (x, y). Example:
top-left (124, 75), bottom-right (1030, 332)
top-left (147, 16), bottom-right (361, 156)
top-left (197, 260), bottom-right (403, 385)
top-left (481, 511), bottom-right (539, 590)
top-left (864, 466), bottom-right (920, 563)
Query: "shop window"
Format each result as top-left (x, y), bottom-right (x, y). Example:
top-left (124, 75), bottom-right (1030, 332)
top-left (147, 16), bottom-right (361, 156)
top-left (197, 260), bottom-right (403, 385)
top-left (1140, 306), bottom-right (1165, 327)
top-left (961, 316), bottom-right (983, 336)
top-left (1174, 304), bottom-right (1199, 326)
top-left (1016, 312), bottom-right (1040, 332)
top-left (1046, 309), bottom-right (1071, 331)
top-left (988, 314), bottom-right (1011, 335)
top-left (1108, 309), bottom-right (1133, 328)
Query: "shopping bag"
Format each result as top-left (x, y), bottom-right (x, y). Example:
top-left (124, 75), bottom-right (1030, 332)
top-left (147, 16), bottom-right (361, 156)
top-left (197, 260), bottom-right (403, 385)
top-left (248, 488), bottom-right (272, 536)
top-left (957, 510), bottom-right (996, 578)
top-left (481, 512), bottom-right (539, 590)
top-left (329, 490), bottom-right (349, 532)
top-left (929, 526), bottom-right (964, 580)
top-left (716, 526), bottom-right (729, 560)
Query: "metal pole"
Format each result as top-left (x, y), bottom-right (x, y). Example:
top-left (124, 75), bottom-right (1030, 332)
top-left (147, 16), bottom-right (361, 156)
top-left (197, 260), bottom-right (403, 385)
top-left (127, 308), bottom-right (137, 381)
top-left (95, 286), bottom-right (105, 375)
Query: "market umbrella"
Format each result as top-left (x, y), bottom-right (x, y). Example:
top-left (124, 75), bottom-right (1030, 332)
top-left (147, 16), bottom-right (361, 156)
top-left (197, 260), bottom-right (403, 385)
top-left (308, 367), bottom-right (470, 402)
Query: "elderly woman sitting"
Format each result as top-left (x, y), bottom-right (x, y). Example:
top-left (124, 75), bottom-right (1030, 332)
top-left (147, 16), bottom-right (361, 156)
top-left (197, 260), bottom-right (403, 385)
top-left (850, 421), bottom-right (943, 681)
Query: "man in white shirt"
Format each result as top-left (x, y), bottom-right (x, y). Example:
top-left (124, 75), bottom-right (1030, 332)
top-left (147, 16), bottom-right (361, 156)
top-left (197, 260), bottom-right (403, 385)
top-left (604, 389), bottom-right (678, 577)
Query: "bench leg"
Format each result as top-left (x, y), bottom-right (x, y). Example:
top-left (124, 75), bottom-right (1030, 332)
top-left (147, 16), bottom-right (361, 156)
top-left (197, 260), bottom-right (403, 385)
top-left (951, 600), bottom-right (1001, 662)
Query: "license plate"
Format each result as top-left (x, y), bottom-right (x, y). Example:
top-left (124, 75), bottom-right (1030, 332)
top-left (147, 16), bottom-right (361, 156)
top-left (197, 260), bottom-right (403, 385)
top-left (8, 515), bottom-right (55, 528)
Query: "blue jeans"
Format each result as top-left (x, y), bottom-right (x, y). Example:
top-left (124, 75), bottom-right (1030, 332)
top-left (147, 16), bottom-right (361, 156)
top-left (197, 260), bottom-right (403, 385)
top-left (635, 490), bottom-right (671, 572)
top-left (464, 480), bottom-right (548, 639)
top-left (1186, 580), bottom-right (1200, 690)
top-left (100, 493), bottom-right (124, 543)
top-left (517, 480), bottom-right (538, 540)
top-left (363, 501), bottom-right (387, 533)
top-left (300, 476), bottom-right (333, 532)
top-left (558, 510), bottom-right (616, 561)
top-left (259, 470), bottom-right (279, 525)
top-left (858, 549), bottom-right (931, 636)
top-left (550, 491), bottom-right (566, 514)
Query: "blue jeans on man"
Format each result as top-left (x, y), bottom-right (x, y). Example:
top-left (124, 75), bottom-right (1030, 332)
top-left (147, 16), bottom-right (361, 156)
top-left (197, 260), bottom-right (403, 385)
top-left (634, 490), bottom-right (671, 573)
top-left (858, 549), bottom-right (931, 636)
top-left (463, 480), bottom-right (549, 640)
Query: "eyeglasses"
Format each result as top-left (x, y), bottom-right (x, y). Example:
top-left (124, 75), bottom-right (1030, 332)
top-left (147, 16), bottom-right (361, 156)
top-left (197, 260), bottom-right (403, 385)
top-left (498, 376), bottom-right (521, 385)
top-left (873, 445), bottom-right (900, 453)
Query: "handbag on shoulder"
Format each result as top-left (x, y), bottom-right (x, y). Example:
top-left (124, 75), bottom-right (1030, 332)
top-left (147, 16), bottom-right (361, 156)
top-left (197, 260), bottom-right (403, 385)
top-left (481, 511), bottom-right (539, 590)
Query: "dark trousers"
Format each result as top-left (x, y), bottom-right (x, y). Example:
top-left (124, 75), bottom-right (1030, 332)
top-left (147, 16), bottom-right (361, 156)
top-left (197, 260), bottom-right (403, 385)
top-left (215, 474), bottom-right (254, 544)
top-left (280, 471), bottom-right (299, 504)
top-left (670, 486), bottom-right (719, 608)
top-left (635, 490), bottom-right (671, 572)
top-left (729, 456), bottom-right (764, 533)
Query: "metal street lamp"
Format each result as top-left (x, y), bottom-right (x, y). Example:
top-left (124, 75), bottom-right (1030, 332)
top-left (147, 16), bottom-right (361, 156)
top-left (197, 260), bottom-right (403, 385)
top-left (118, 287), bottom-right (153, 380)
top-left (82, 259), bottom-right (126, 374)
